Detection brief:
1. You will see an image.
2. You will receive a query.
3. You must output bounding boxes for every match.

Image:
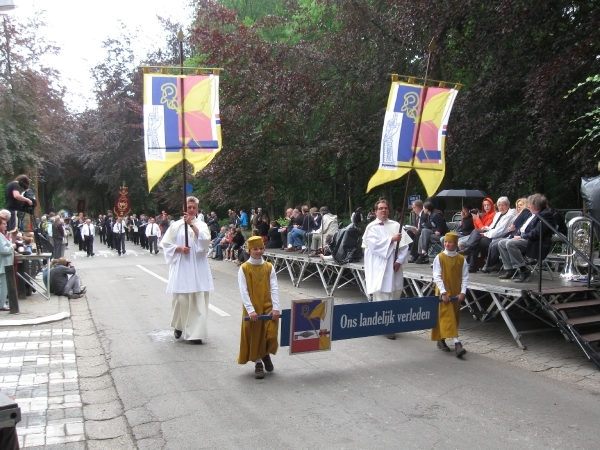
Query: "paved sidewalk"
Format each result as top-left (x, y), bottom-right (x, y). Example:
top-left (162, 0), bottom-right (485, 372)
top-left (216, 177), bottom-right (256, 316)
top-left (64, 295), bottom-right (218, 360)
top-left (0, 293), bottom-right (70, 327)
top-left (0, 324), bottom-right (85, 448)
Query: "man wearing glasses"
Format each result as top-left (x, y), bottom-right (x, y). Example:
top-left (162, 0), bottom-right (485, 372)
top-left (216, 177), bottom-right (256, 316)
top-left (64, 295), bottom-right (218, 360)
top-left (361, 199), bottom-right (412, 339)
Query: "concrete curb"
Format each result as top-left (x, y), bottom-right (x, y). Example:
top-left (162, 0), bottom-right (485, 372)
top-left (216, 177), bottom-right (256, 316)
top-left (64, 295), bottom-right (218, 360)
top-left (0, 311), bottom-right (70, 327)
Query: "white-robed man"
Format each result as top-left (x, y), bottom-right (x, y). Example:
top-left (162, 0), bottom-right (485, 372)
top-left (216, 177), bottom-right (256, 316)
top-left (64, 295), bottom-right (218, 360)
top-left (362, 199), bottom-right (412, 339)
top-left (160, 196), bottom-right (214, 344)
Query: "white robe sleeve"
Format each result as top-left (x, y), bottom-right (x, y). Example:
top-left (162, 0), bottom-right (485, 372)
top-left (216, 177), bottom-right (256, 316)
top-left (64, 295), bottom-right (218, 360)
top-left (162, 241), bottom-right (180, 266)
top-left (395, 245), bottom-right (409, 265)
top-left (193, 221), bottom-right (211, 253)
top-left (270, 265), bottom-right (279, 312)
top-left (395, 232), bottom-right (412, 264)
top-left (238, 267), bottom-right (255, 314)
top-left (432, 255), bottom-right (446, 295)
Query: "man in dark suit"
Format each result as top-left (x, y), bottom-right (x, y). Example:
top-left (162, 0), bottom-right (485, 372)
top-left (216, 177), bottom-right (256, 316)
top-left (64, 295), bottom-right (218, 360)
top-left (52, 217), bottom-right (65, 259)
top-left (103, 211), bottom-right (114, 250)
top-left (406, 199), bottom-right (427, 259)
top-left (497, 193), bottom-right (555, 282)
top-left (411, 201), bottom-right (447, 264)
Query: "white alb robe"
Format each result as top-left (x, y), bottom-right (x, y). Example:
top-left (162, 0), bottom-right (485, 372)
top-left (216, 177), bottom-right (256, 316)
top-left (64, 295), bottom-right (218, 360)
top-left (362, 219), bottom-right (412, 299)
top-left (161, 218), bottom-right (214, 340)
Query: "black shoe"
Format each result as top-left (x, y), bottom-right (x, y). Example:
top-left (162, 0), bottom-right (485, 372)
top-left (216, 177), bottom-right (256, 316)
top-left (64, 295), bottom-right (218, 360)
top-left (190, 339), bottom-right (203, 344)
top-left (437, 340), bottom-right (451, 352)
top-left (498, 269), bottom-right (516, 279)
top-left (174, 329), bottom-right (182, 339)
top-left (155, 250), bottom-right (158, 254)
top-left (408, 257), bottom-right (418, 263)
top-left (514, 267), bottom-right (531, 283)
top-left (385, 334), bottom-right (396, 340)
top-left (468, 267), bottom-right (478, 273)
top-left (262, 354), bottom-right (274, 372)
top-left (455, 342), bottom-right (466, 358)
top-left (480, 266), bottom-right (492, 274)
top-left (415, 254), bottom-right (429, 264)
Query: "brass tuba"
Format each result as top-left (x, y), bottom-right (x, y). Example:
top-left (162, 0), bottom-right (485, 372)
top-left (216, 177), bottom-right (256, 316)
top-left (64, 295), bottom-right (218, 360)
top-left (561, 216), bottom-right (592, 280)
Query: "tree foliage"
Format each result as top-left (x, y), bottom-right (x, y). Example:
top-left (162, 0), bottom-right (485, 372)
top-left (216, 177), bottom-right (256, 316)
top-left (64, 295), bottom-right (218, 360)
top-left (7, 0), bottom-right (600, 217)
top-left (0, 14), bottom-right (74, 212)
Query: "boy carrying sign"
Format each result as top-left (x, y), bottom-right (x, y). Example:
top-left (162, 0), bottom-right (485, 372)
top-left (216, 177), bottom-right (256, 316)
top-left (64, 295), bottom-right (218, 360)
top-left (238, 236), bottom-right (281, 379)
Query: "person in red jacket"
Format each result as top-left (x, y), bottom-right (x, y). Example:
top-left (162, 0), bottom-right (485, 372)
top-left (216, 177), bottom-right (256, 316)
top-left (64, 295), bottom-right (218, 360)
top-left (472, 197), bottom-right (496, 229)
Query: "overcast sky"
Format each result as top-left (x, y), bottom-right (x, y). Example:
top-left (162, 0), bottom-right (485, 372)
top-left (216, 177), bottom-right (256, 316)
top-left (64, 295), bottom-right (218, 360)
top-left (11, 0), bottom-right (193, 112)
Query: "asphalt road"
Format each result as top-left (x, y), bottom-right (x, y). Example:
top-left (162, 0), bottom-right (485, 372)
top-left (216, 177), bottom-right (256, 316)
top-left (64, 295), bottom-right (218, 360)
top-left (72, 246), bottom-right (600, 449)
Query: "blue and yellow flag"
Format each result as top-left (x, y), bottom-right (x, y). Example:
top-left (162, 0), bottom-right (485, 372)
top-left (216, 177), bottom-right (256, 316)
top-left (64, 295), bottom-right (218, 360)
top-left (367, 82), bottom-right (458, 197)
top-left (143, 73), bottom-right (222, 191)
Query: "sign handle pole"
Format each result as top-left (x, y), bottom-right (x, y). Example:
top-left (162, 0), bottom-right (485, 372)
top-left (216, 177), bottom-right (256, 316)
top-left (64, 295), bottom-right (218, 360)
top-left (395, 38), bottom-right (436, 260)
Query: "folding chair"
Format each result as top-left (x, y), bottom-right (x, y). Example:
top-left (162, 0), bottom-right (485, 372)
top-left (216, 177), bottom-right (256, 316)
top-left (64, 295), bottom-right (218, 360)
top-left (428, 241), bottom-right (443, 258)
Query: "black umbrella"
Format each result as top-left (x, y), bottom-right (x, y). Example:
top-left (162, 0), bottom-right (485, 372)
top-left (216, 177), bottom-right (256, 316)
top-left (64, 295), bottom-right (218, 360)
top-left (435, 189), bottom-right (488, 198)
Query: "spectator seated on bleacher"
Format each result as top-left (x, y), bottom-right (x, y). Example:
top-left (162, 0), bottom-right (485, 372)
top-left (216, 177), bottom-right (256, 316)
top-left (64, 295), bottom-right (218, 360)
top-left (207, 226), bottom-right (227, 259)
top-left (471, 197), bottom-right (496, 231)
top-left (266, 221), bottom-right (283, 249)
top-left (225, 228), bottom-right (245, 261)
top-left (285, 206), bottom-right (313, 253)
top-left (481, 203), bottom-right (532, 273)
top-left (214, 227), bottom-right (234, 261)
top-left (497, 193), bottom-right (555, 283)
top-left (483, 198), bottom-right (529, 270)
top-left (404, 200), bottom-right (427, 253)
top-left (309, 206), bottom-right (339, 257)
top-left (454, 205), bottom-right (475, 247)
top-left (460, 197), bottom-right (516, 273)
top-left (409, 201), bottom-right (448, 265)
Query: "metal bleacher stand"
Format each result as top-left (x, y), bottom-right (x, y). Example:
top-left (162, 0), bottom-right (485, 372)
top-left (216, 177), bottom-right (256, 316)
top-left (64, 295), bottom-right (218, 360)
top-left (527, 212), bottom-right (600, 369)
top-left (264, 209), bottom-right (600, 369)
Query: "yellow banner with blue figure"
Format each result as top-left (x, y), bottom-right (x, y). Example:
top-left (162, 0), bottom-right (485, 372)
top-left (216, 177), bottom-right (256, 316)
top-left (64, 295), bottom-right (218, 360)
top-left (143, 73), bottom-right (222, 191)
top-left (367, 82), bottom-right (458, 197)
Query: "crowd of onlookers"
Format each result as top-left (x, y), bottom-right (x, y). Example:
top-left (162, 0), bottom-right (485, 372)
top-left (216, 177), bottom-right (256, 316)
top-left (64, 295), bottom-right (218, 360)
top-left (404, 194), bottom-right (567, 283)
top-left (1, 171), bottom-right (575, 310)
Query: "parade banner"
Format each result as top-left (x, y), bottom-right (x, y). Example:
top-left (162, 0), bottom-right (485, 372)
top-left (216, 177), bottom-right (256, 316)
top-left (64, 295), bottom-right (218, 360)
top-left (113, 184), bottom-right (131, 217)
top-left (289, 298), bottom-right (334, 355)
top-left (280, 297), bottom-right (441, 348)
top-left (143, 73), bottom-right (222, 191)
top-left (367, 82), bottom-right (458, 197)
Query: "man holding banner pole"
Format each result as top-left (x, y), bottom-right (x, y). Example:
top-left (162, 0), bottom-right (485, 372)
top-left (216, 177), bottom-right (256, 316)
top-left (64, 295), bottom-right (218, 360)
top-left (362, 199), bottom-right (412, 339)
top-left (161, 197), bottom-right (213, 344)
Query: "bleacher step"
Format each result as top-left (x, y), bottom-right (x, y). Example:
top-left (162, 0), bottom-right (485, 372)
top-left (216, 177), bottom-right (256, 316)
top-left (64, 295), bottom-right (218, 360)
top-left (567, 315), bottom-right (600, 326)
top-left (580, 332), bottom-right (600, 343)
top-left (553, 299), bottom-right (600, 310)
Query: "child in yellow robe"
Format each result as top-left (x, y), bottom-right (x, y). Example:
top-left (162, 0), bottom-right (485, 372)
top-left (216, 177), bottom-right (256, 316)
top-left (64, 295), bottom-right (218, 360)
top-left (431, 232), bottom-right (469, 358)
top-left (238, 236), bottom-right (280, 379)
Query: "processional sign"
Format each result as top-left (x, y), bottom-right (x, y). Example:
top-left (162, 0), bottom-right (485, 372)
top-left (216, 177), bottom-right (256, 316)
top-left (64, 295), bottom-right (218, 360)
top-left (281, 297), bottom-right (443, 353)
